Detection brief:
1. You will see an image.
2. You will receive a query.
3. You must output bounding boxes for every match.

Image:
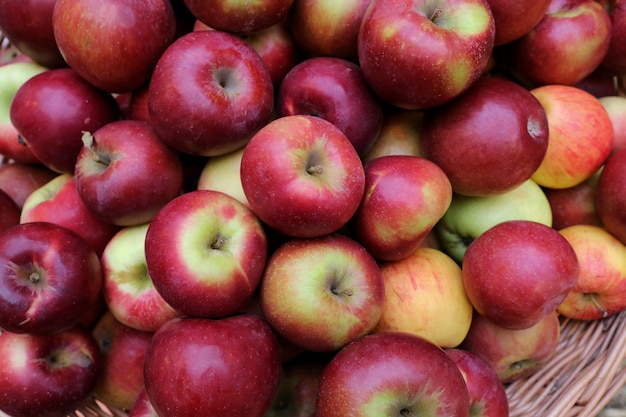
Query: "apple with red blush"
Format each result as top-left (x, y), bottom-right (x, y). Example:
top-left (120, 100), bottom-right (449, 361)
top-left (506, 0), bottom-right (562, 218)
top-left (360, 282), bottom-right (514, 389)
top-left (486, 0), bottom-right (551, 45)
top-left (0, 189), bottom-right (20, 232)
top-left (0, 161), bottom-right (57, 209)
top-left (597, 148), bottom-right (626, 245)
top-left (128, 388), bottom-right (158, 417)
top-left (599, 95), bottom-right (626, 156)
top-left (361, 109), bottom-right (425, 163)
top-left (600, 0), bottom-right (626, 75)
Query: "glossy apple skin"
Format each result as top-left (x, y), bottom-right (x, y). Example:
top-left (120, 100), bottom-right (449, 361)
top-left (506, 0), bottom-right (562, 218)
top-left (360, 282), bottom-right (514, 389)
top-left (352, 155), bottom-right (452, 261)
top-left (358, 0), bottom-right (495, 110)
top-left (0, 189), bottom-right (20, 232)
top-left (74, 120), bottom-right (184, 227)
top-left (598, 148), bottom-right (626, 245)
top-left (461, 311), bottom-right (560, 383)
top-left (183, 0), bottom-right (294, 33)
top-left (462, 220), bottom-right (579, 330)
top-left (145, 190), bottom-right (268, 318)
top-left (445, 348), bottom-right (509, 417)
top-left (486, 0), bottom-right (551, 45)
top-left (277, 57), bottom-right (384, 156)
top-left (0, 161), bottom-right (57, 208)
top-left (288, 0), bottom-right (372, 60)
top-left (240, 115), bottom-right (365, 238)
top-left (9, 68), bottom-right (120, 174)
top-left (52, 0), bottom-right (177, 93)
top-left (143, 315), bottom-right (282, 417)
top-left (600, 0), bottom-right (626, 74)
top-left (544, 168), bottom-right (602, 230)
top-left (259, 233), bottom-right (385, 352)
top-left (148, 30), bottom-right (274, 157)
top-left (420, 76), bottom-right (549, 196)
top-left (599, 95), bottom-right (626, 156)
top-left (0, 327), bottom-right (101, 417)
top-left (91, 311), bottom-right (153, 411)
top-left (530, 85), bottom-right (613, 189)
top-left (128, 388), bottom-right (158, 417)
top-left (316, 332), bottom-right (470, 417)
top-left (0, 222), bottom-right (103, 335)
top-left (0, 0), bottom-right (66, 68)
top-left (504, 0), bottom-right (612, 86)
top-left (20, 173), bottom-right (122, 256)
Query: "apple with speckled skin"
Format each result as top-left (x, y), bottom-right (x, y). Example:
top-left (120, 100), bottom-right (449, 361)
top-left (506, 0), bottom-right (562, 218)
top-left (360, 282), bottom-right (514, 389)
top-left (486, 0), bottom-right (550, 45)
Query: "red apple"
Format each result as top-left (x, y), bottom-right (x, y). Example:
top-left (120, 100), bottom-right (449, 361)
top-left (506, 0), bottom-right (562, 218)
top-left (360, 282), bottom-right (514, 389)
top-left (240, 115), bottom-right (365, 238)
top-left (574, 67), bottom-right (621, 98)
top-left (0, 222), bottom-right (103, 335)
top-left (277, 56), bottom-right (384, 156)
top-left (599, 95), bottom-right (626, 156)
top-left (600, 0), bottom-right (626, 74)
top-left (462, 220), bottom-right (579, 330)
top-left (52, 0), bottom-right (177, 93)
top-left (316, 331), bottom-right (471, 417)
top-left (420, 76), bottom-right (549, 196)
top-left (143, 314), bottom-right (281, 417)
top-left (486, 0), bottom-right (551, 45)
top-left (358, 0), bottom-right (495, 110)
top-left (0, 161), bottom-right (57, 209)
top-left (9, 67), bottom-right (120, 174)
top-left (0, 188), bottom-right (20, 232)
top-left (148, 30), bottom-right (274, 156)
top-left (259, 233), bottom-right (385, 352)
top-left (0, 326), bottom-right (101, 417)
top-left (128, 388), bottom-right (158, 417)
top-left (597, 148), bottom-right (626, 245)
top-left (352, 155), bottom-right (452, 261)
top-left (145, 190), bottom-right (268, 318)
top-left (74, 120), bottom-right (184, 227)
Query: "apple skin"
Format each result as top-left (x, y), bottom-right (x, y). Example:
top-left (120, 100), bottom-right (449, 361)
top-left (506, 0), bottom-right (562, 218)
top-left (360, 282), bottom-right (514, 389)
top-left (0, 222), bottom-right (103, 335)
top-left (436, 178), bottom-right (553, 263)
top-left (128, 388), bottom-right (158, 417)
top-left (0, 189), bottom-right (20, 232)
top-left (462, 220), bottom-right (579, 330)
top-left (259, 233), bottom-right (385, 352)
top-left (143, 314), bottom-right (282, 417)
top-left (420, 76), bottom-right (549, 197)
top-left (357, 0), bottom-right (495, 110)
top-left (0, 326), bottom-right (102, 417)
top-left (183, 0), bottom-right (294, 33)
top-left (486, 0), bottom-right (551, 45)
top-left (101, 223), bottom-right (181, 333)
top-left (544, 168), bottom-right (602, 230)
top-left (503, 0), bottom-right (612, 87)
top-left (374, 247), bottom-right (474, 349)
top-left (74, 120), bottom-right (185, 227)
top-left (597, 148), bottom-right (626, 245)
top-left (9, 68), bottom-right (121, 174)
top-left (52, 0), bottom-right (177, 93)
top-left (445, 348), bottom-right (509, 417)
top-left (0, 0), bottom-right (66, 68)
top-left (145, 190), bottom-right (268, 319)
top-left (91, 310), bottom-right (153, 411)
top-left (599, 95), bottom-right (626, 156)
top-left (277, 56), bottom-right (384, 156)
top-left (316, 331), bottom-right (471, 417)
top-left (20, 173), bottom-right (122, 256)
top-left (0, 161), bottom-right (57, 208)
top-left (197, 147), bottom-right (249, 208)
top-left (148, 30), bottom-right (274, 157)
top-left (240, 115), bottom-right (365, 238)
top-left (351, 155), bottom-right (453, 261)
top-left (361, 109), bottom-right (425, 164)
top-left (460, 311), bottom-right (560, 384)
top-left (600, 0), bottom-right (626, 74)
top-left (288, 0), bottom-right (372, 60)
top-left (530, 84), bottom-right (614, 189)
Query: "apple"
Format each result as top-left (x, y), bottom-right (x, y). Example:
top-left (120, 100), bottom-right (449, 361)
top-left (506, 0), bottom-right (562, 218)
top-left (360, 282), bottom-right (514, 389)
top-left (436, 178), bottom-right (553, 263)
top-left (600, 0), bottom-right (626, 75)
top-left (462, 220), bottom-right (579, 330)
top-left (9, 67), bottom-right (120, 174)
top-left (183, 0), bottom-right (294, 33)
top-left (599, 95), bottom-right (626, 156)
top-left (351, 155), bottom-right (453, 261)
top-left (0, 222), bottom-right (103, 335)
top-left (196, 146), bottom-right (249, 208)
top-left (287, 0), bottom-right (372, 60)
top-left (101, 223), bottom-right (181, 332)
top-left (143, 314), bottom-right (282, 417)
top-left (91, 310), bottom-right (153, 411)
top-left (259, 233), bottom-right (384, 352)
top-left (486, 0), bottom-right (551, 45)
top-left (0, 0), bottom-right (66, 68)
top-left (145, 189), bottom-right (268, 318)
top-left (128, 388), bottom-right (158, 417)
top-left (460, 311), bottom-right (561, 383)
top-left (597, 148), bottom-right (626, 245)
top-left (240, 115), bottom-right (365, 238)
top-left (0, 188), bottom-right (20, 233)
top-left (0, 60), bottom-right (48, 164)
top-left (0, 326), bottom-right (101, 417)
top-left (574, 67), bottom-right (621, 98)
top-left (74, 120), bottom-right (184, 227)
top-left (316, 331), bottom-right (471, 417)
top-left (277, 56), bottom-right (384, 156)
top-left (0, 161), bottom-right (57, 209)
top-left (530, 84), bottom-right (614, 189)
top-left (557, 224), bottom-right (626, 320)
top-left (357, 0), bottom-right (495, 110)
top-left (374, 247), bottom-right (474, 349)
top-left (420, 76), bottom-right (550, 197)
top-left (502, 0), bottom-right (612, 87)
top-left (361, 109), bottom-right (425, 164)
top-left (148, 30), bottom-right (274, 157)
top-left (52, 0), bottom-right (177, 93)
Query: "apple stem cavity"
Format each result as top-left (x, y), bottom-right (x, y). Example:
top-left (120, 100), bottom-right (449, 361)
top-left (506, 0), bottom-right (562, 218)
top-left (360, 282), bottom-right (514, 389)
top-left (428, 7), bottom-right (444, 24)
top-left (331, 286), bottom-right (353, 297)
top-left (586, 293), bottom-right (608, 318)
top-left (81, 131), bottom-right (111, 167)
top-left (210, 233), bottom-right (227, 251)
top-left (400, 409), bottom-right (415, 416)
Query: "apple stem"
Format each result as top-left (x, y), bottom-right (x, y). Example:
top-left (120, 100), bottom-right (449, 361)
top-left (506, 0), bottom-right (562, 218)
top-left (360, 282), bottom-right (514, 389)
top-left (588, 293), bottom-right (608, 318)
top-left (331, 287), bottom-right (353, 297)
top-left (210, 234), bottom-right (226, 250)
top-left (400, 409), bottom-right (414, 416)
top-left (429, 7), bottom-right (443, 23)
top-left (28, 271), bottom-right (40, 284)
top-left (307, 165), bottom-right (324, 176)
top-left (81, 131), bottom-right (111, 166)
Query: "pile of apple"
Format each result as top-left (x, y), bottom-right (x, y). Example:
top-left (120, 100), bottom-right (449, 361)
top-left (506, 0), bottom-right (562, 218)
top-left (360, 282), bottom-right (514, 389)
top-left (1, 0), bottom-right (626, 416)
